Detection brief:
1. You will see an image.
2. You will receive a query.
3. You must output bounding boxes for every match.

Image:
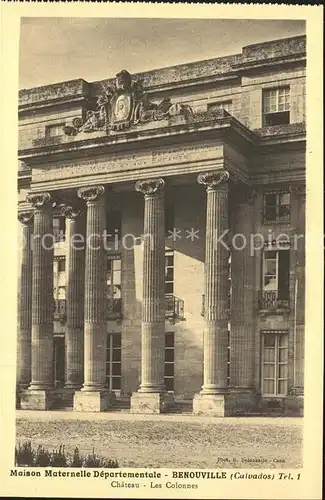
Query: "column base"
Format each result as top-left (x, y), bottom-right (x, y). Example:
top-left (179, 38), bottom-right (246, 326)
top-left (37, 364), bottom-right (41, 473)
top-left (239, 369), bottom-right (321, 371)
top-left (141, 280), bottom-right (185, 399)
top-left (73, 390), bottom-right (115, 412)
top-left (193, 393), bottom-right (229, 416)
top-left (226, 390), bottom-right (258, 415)
top-left (20, 389), bottom-right (54, 410)
top-left (193, 391), bottom-right (258, 416)
top-left (130, 391), bottom-right (174, 414)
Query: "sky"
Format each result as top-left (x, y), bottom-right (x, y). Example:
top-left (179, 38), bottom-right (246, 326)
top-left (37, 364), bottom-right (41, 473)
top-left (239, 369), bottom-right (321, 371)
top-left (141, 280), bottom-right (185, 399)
top-left (19, 18), bottom-right (306, 89)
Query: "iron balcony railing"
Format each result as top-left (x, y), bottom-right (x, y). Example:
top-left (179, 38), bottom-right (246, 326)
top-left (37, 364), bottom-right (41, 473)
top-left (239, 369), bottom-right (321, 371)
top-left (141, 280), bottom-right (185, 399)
top-left (106, 298), bottom-right (122, 319)
top-left (258, 290), bottom-right (290, 311)
top-left (165, 294), bottom-right (184, 321)
top-left (54, 296), bottom-right (184, 322)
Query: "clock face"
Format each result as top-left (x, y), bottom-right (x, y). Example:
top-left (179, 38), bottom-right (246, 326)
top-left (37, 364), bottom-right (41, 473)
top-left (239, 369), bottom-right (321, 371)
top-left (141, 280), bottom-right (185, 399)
top-left (114, 93), bottom-right (131, 121)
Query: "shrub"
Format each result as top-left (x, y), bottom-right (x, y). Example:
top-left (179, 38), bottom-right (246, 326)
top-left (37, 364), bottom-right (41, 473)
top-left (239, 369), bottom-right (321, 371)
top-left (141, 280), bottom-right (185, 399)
top-left (35, 445), bottom-right (52, 467)
top-left (51, 445), bottom-right (68, 467)
top-left (70, 447), bottom-right (83, 467)
top-left (15, 441), bottom-right (35, 466)
top-left (14, 441), bottom-right (119, 468)
top-left (83, 447), bottom-right (103, 468)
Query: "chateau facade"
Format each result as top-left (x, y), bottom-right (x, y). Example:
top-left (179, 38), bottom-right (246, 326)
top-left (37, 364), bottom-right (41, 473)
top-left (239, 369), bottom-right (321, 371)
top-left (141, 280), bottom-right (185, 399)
top-left (17, 35), bottom-right (306, 415)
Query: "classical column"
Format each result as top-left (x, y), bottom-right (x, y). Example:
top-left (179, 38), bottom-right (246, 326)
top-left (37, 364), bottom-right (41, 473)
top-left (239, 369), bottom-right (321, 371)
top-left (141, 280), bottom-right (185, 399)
top-left (73, 186), bottom-right (114, 411)
top-left (130, 178), bottom-right (172, 413)
top-left (21, 192), bottom-right (54, 410)
top-left (193, 170), bottom-right (230, 416)
top-left (17, 211), bottom-right (33, 391)
top-left (60, 205), bottom-right (85, 391)
top-left (229, 185), bottom-right (257, 412)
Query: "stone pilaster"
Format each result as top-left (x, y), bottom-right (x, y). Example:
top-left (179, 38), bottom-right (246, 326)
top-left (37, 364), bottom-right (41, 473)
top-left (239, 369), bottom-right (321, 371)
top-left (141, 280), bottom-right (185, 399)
top-left (17, 211), bottom-right (33, 391)
top-left (290, 184), bottom-right (305, 394)
top-left (193, 170), bottom-right (231, 416)
top-left (60, 205), bottom-right (85, 393)
top-left (229, 185), bottom-right (257, 413)
top-left (130, 178), bottom-right (172, 413)
top-left (21, 193), bottom-right (54, 410)
top-left (73, 186), bottom-right (114, 411)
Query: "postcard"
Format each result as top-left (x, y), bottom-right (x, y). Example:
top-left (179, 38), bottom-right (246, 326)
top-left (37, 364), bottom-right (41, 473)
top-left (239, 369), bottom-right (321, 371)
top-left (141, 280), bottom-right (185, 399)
top-left (0, 3), bottom-right (323, 499)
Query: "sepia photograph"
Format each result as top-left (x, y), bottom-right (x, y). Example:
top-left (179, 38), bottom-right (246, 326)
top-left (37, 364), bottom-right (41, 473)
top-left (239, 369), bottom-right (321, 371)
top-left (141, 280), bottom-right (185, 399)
top-left (0, 4), bottom-right (323, 499)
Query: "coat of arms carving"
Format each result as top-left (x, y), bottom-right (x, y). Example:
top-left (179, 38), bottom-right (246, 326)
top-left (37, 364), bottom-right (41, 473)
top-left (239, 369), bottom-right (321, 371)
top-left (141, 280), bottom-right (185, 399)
top-left (64, 70), bottom-right (193, 136)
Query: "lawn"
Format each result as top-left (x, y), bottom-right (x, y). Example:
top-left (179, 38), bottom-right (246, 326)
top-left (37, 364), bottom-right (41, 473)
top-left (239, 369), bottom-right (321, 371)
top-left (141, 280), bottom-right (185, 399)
top-left (16, 416), bottom-right (302, 469)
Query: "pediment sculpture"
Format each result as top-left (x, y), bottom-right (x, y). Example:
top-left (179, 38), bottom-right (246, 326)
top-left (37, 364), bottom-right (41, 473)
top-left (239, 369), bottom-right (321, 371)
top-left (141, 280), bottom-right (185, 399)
top-left (64, 70), bottom-right (193, 136)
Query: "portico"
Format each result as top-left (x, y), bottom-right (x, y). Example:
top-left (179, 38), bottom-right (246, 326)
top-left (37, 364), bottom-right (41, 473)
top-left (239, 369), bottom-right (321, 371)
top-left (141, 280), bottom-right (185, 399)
top-left (18, 109), bottom-right (254, 414)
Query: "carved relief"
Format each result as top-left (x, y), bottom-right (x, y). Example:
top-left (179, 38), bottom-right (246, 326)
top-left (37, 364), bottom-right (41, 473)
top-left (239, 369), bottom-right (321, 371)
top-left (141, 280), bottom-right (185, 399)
top-left (18, 211), bottom-right (34, 225)
top-left (197, 170), bottom-right (230, 190)
top-left (135, 178), bottom-right (165, 196)
top-left (65, 69), bottom-right (194, 136)
top-left (77, 185), bottom-right (105, 203)
top-left (25, 192), bottom-right (51, 209)
top-left (59, 204), bottom-right (82, 220)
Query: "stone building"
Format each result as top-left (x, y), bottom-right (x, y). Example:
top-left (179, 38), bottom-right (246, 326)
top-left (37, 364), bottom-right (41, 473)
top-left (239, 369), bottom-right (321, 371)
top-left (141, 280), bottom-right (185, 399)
top-left (17, 34), bottom-right (306, 415)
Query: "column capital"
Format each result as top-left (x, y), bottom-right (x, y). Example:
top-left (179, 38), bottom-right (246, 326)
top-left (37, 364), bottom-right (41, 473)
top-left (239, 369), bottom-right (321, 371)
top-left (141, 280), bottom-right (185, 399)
top-left (77, 185), bottom-right (105, 203)
top-left (26, 192), bottom-right (51, 209)
top-left (59, 204), bottom-right (82, 220)
top-left (197, 170), bottom-right (229, 191)
top-left (135, 178), bottom-right (164, 196)
top-left (18, 211), bottom-right (34, 225)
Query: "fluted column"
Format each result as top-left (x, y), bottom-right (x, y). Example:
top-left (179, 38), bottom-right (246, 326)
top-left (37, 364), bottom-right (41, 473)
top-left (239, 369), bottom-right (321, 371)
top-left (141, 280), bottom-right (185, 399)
top-left (17, 211), bottom-right (33, 389)
top-left (74, 186), bottom-right (113, 411)
top-left (20, 193), bottom-right (54, 409)
top-left (60, 205), bottom-right (85, 390)
top-left (193, 170), bottom-right (230, 416)
top-left (139, 179), bottom-right (165, 392)
top-left (130, 178), bottom-right (172, 413)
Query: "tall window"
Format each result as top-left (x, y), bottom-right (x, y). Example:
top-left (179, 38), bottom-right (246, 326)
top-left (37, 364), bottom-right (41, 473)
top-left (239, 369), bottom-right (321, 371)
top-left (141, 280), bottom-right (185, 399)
top-left (208, 100), bottom-right (233, 114)
top-left (57, 258), bottom-right (66, 273)
top-left (165, 332), bottom-right (175, 392)
top-left (54, 257), bottom-right (66, 316)
top-left (53, 216), bottom-right (66, 242)
top-left (262, 249), bottom-right (290, 305)
top-left (261, 332), bottom-right (288, 396)
top-left (264, 191), bottom-right (290, 223)
top-left (53, 336), bottom-right (65, 388)
top-left (106, 333), bottom-right (121, 391)
top-left (165, 251), bottom-right (174, 294)
top-left (263, 87), bottom-right (290, 126)
top-left (106, 255), bottom-right (122, 315)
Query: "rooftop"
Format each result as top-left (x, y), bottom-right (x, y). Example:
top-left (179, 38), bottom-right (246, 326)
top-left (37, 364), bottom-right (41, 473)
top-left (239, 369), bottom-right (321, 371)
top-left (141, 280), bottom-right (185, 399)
top-left (19, 35), bottom-right (306, 107)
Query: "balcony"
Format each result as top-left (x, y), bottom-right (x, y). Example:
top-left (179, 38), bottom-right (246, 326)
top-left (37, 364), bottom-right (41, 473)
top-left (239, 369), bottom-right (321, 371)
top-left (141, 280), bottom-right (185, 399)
top-left (106, 298), bottom-right (122, 320)
top-left (53, 299), bottom-right (66, 323)
top-left (53, 296), bottom-right (185, 323)
top-left (165, 294), bottom-right (184, 323)
top-left (258, 291), bottom-right (290, 313)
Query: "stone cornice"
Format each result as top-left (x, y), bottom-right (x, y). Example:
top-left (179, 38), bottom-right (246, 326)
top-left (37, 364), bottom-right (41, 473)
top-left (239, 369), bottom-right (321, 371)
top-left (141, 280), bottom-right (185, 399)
top-left (232, 52), bottom-right (306, 74)
top-left (19, 79), bottom-right (90, 110)
top-left (19, 116), bottom-right (306, 167)
top-left (18, 114), bottom-right (259, 165)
